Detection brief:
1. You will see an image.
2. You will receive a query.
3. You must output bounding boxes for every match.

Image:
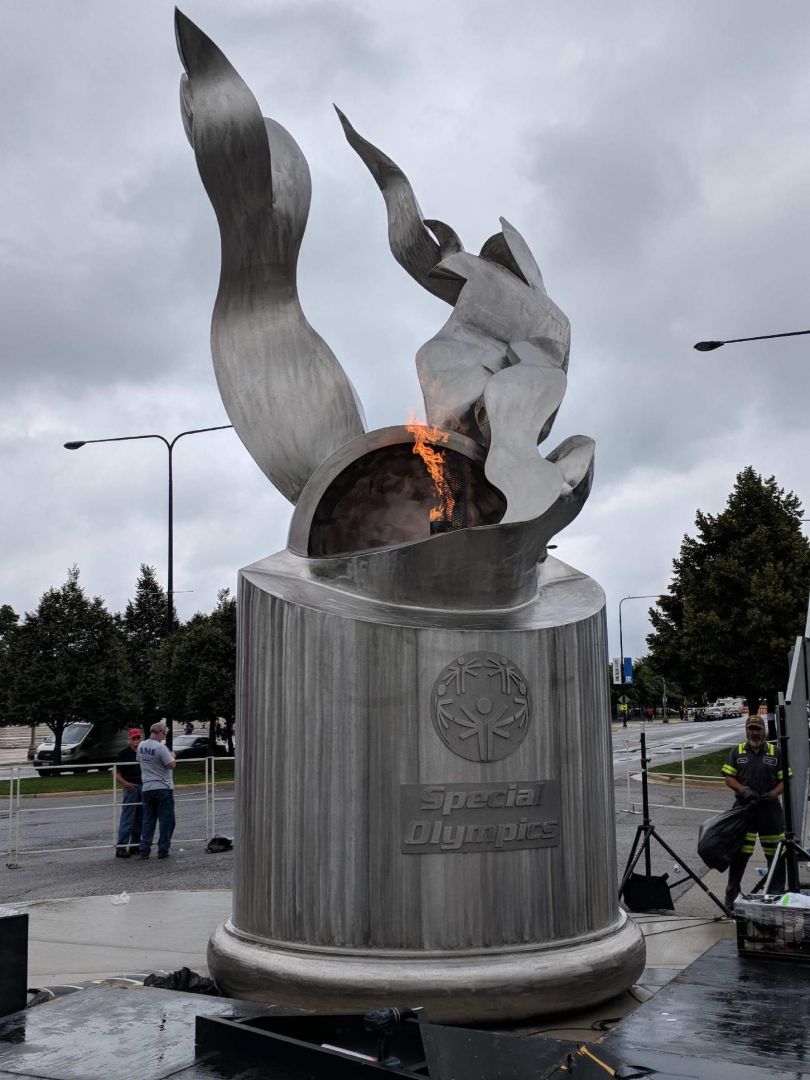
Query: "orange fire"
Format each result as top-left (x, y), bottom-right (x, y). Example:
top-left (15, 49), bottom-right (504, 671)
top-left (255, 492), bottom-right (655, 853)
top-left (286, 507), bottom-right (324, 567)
top-left (405, 414), bottom-right (453, 524)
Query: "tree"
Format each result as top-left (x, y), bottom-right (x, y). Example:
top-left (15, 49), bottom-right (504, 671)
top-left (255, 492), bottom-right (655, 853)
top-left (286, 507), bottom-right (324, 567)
top-left (631, 656), bottom-right (681, 716)
top-left (647, 467), bottom-right (810, 716)
top-left (154, 588), bottom-right (236, 753)
top-left (4, 568), bottom-right (135, 764)
top-left (0, 604), bottom-right (19, 721)
top-left (122, 564), bottom-right (167, 728)
top-left (608, 656), bottom-right (682, 719)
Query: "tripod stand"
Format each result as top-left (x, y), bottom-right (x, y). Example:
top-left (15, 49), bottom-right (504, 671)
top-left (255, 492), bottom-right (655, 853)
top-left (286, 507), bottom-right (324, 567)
top-left (619, 731), bottom-right (729, 916)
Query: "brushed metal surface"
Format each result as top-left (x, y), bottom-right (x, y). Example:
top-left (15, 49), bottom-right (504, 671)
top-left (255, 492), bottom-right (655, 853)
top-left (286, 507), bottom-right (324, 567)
top-left (176, 12), bottom-right (365, 503)
top-left (288, 425), bottom-right (504, 558)
top-left (286, 424), bottom-right (597, 610)
top-left (232, 563), bottom-right (615, 949)
top-left (177, 13), bottom-right (595, 552)
top-left (209, 916), bottom-right (645, 1024)
top-left (177, 14), bottom-right (640, 1022)
top-left (427, 653), bottom-right (532, 763)
top-left (335, 107), bottom-right (463, 308)
top-left (208, 555), bottom-right (645, 1018)
top-left (337, 110), bottom-right (595, 537)
top-left (240, 548), bottom-right (609, 630)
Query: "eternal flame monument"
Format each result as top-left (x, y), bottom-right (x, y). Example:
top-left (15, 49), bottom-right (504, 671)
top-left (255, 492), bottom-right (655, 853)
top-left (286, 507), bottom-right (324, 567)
top-left (175, 10), bottom-right (645, 1022)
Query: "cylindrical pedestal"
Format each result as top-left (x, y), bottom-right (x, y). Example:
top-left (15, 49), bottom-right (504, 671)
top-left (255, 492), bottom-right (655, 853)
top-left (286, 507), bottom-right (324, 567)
top-left (209, 551), bottom-right (644, 1022)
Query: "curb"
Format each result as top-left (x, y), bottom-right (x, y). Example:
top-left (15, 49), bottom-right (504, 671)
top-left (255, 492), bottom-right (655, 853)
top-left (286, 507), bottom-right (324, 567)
top-left (645, 771), bottom-right (726, 790)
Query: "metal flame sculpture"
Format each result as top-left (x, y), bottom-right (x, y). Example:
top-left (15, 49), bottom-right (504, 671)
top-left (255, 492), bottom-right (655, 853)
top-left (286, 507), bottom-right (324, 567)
top-left (176, 11), bottom-right (644, 1021)
top-left (175, 10), bottom-right (594, 608)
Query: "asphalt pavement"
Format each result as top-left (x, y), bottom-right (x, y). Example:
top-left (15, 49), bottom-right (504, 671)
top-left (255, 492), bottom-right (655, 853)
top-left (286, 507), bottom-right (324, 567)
top-left (612, 714), bottom-right (742, 767)
top-left (612, 716), bottom-right (768, 916)
top-left (1, 783), bottom-right (235, 903)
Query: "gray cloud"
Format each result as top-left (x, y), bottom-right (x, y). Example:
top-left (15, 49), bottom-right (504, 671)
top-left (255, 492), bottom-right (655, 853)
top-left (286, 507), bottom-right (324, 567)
top-left (1, 0), bottom-right (810, 667)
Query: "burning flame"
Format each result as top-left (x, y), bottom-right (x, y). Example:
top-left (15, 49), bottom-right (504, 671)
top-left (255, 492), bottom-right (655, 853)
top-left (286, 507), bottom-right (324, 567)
top-left (405, 412), bottom-right (453, 524)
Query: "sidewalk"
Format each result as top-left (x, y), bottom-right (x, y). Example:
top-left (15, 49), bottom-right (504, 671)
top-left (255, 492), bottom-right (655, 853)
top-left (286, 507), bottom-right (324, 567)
top-left (2, 889), bottom-right (734, 1041)
top-left (3, 890), bottom-right (232, 985)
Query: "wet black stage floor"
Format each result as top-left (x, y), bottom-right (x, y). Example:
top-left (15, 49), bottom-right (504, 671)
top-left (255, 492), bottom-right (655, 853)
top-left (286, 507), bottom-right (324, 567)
top-left (602, 938), bottom-right (810, 1079)
top-left (0, 987), bottom-right (276, 1079)
top-left (0, 940), bottom-right (806, 1078)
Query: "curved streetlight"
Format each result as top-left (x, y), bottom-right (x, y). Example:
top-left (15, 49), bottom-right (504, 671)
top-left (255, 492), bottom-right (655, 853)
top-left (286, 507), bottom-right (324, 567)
top-left (64, 424), bottom-right (233, 745)
top-left (694, 329), bottom-right (810, 352)
top-left (618, 594), bottom-right (662, 685)
top-left (616, 593), bottom-right (663, 728)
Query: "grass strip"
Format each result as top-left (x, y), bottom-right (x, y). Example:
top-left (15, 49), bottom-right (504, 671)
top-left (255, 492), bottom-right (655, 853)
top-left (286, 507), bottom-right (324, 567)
top-left (7, 759), bottom-right (234, 796)
top-left (650, 746), bottom-right (732, 778)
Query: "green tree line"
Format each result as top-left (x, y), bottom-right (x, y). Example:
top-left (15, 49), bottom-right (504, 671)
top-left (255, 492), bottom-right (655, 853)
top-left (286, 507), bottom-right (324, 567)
top-left (0, 565), bottom-right (235, 764)
top-left (646, 467), bottom-right (810, 716)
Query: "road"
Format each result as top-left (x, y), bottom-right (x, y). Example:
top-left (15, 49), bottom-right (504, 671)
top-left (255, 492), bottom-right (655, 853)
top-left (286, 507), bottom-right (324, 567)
top-left (611, 717), bottom-right (745, 914)
top-left (1, 781), bottom-right (236, 904)
top-left (611, 715), bottom-right (742, 769)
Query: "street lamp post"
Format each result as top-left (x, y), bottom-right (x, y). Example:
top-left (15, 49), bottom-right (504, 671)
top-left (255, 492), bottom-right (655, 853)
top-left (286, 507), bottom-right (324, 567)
top-left (661, 676), bottom-right (668, 724)
top-left (618, 594), bottom-right (661, 686)
top-left (694, 329), bottom-right (810, 352)
top-left (64, 424), bottom-right (233, 746)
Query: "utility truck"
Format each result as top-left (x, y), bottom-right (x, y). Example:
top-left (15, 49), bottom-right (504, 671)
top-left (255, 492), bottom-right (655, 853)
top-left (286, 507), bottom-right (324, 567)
top-left (713, 697), bottom-right (745, 718)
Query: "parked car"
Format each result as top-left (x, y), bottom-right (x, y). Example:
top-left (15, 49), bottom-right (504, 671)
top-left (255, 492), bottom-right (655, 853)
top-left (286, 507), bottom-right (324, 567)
top-left (172, 734), bottom-right (227, 760)
top-left (33, 723), bottom-right (131, 776)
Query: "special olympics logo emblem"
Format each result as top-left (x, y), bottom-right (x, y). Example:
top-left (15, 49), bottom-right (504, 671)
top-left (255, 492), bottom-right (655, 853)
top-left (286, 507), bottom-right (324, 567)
top-left (431, 651), bottom-right (531, 762)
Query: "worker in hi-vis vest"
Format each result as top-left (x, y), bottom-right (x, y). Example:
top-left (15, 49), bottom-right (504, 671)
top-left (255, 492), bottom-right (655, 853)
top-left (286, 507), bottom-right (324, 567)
top-left (721, 714), bottom-right (789, 910)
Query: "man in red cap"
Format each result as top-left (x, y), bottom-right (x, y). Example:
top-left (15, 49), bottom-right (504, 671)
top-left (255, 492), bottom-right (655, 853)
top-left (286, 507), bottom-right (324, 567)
top-left (114, 729), bottom-right (144, 858)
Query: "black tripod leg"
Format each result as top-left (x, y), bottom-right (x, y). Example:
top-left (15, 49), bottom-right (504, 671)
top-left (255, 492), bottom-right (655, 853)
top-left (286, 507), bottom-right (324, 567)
top-left (619, 826), bottom-right (652, 897)
top-left (761, 837), bottom-right (810, 894)
top-left (650, 829), bottom-right (729, 916)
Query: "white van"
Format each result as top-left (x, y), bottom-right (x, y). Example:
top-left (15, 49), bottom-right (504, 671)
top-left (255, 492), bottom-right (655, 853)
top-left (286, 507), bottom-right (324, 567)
top-left (33, 723), bottom-right (132, 776)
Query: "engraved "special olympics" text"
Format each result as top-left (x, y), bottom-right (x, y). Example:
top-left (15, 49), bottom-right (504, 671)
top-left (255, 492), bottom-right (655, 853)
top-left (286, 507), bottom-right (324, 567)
top-left (419, 782), bottom-right (545, 816)
top-left (404, 817), bottom-right (558, 851)
top-left (400, 780), bottom-right (561, 855)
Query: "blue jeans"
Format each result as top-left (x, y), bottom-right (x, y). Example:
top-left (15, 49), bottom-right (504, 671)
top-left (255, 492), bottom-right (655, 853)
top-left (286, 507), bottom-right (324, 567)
top-left (139, 788), bottom-right (176, 856)
top-left (116, 784), bottom-right (142, 847)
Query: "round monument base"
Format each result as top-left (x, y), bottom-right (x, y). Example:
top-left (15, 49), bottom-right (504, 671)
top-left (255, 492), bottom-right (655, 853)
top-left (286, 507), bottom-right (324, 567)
top-left (208, 913), bottom-right (645, 1024)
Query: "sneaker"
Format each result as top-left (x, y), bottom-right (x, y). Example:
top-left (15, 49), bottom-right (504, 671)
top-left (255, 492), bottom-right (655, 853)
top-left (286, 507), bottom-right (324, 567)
top-left (157, 852), bottom-right (170, 860)
top-left (139, 853), bottom-right (150, 860)
top-left (115, 848), bottom-right (130, 859)
top-left (128, 846), bottom-right (140, 857)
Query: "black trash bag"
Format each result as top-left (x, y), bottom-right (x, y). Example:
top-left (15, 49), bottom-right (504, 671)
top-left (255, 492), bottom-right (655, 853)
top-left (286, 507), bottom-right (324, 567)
top-left (205, 835), bottom-right (233, 854)
top-left (143, 967), bottom-right (221, 996)
top-left (697, 803), bottom-right (754, 871)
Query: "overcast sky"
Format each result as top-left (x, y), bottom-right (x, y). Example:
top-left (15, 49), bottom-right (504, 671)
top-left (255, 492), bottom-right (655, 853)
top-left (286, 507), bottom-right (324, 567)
top-left (2, 0), bottom-right (809, 664)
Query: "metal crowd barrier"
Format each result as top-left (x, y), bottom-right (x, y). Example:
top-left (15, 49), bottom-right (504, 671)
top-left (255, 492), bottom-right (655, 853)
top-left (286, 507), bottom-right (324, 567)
top-left (2, 756), bottom-right (235, 867)
top-left (619, 739), bottom-right (729, 815)
top-left (1, 772), bottom-right (17, 863)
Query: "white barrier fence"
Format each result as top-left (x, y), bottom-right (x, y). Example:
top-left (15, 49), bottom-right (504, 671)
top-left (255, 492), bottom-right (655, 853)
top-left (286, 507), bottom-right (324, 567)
top-left (619, 739), bottom-right (728, 815)
top-left (1, 756), bottom-right (235, 867)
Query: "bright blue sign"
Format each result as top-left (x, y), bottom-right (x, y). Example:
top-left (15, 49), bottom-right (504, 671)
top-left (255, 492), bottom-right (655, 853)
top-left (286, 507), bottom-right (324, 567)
top-left (623, 657), bottom-right (633, 684)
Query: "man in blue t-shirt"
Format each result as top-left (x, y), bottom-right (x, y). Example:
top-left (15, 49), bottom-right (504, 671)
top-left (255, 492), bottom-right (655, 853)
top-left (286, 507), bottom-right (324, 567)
top-left (137, 721), bottom-right (177, 860)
